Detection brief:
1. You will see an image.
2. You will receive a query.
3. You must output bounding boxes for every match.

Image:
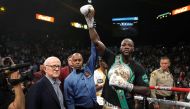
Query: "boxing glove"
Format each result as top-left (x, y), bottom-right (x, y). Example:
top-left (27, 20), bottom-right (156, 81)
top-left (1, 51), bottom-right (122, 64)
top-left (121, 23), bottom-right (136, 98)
top-left (80, 4), bottom-right (95, 28)
top-left (109, 73), bottom-right (134, 92)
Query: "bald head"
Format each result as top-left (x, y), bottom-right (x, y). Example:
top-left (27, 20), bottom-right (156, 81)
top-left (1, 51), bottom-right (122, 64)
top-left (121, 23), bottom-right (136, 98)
top-left (120, 38), bottom-right (134, 56)
top-left (72, 53), bottom-right (83, 69)
top-left (72, 53), bottom-right (82, 59)
top-left (121, 38), bottom-right (134, 47)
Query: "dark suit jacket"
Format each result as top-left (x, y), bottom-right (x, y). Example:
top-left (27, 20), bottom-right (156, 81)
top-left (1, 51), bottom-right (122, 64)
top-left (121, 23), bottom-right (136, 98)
top-left (26, 76), bottom-right (62, 109)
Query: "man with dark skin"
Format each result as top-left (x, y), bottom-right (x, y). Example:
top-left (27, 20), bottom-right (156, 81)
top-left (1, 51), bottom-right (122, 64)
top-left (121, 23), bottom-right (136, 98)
top-left (64, 42), bottom-right (99, 109)
top-left (72, 53), bottom-right (83, 70)
top-left (80, 4), bottom-right (150, 109)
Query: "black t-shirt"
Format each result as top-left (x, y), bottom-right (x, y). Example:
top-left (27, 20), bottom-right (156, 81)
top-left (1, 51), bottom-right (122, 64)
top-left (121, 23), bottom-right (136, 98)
top-left (101, 48), bottom-right (149, 108)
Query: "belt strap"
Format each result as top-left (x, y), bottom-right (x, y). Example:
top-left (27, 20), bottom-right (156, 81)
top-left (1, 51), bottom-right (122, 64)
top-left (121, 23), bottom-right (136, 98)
top-left (116, 89), bottom-right (129, 109)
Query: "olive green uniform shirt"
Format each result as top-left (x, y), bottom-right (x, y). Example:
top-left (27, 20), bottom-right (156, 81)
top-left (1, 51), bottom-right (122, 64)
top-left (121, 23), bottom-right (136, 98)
top-left (150, 68), bottom-right (174, 98)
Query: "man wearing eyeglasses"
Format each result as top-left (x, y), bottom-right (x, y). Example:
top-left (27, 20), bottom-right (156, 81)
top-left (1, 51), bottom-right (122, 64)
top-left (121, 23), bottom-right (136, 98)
top-left (26, 56), bottom-right (65, 109)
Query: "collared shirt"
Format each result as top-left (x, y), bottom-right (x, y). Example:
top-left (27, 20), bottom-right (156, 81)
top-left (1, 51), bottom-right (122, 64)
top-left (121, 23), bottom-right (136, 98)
top-left (46, 75), bottom-right (65, 109)
top-left (64, 43), bottom-right (97, 109)
top-left (46, 75), bottom-right (62, 91)
top-left (150, 68), bottom-right (174, 98)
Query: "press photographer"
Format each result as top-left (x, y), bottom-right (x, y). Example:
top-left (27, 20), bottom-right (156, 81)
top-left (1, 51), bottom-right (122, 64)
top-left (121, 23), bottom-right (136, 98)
top-left (0, 57), bottom-right (33, 109)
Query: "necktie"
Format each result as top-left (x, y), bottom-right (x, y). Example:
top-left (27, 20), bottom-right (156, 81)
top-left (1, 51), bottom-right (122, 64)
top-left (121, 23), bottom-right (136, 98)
top-left (54, 81), bottom-right (64, 109)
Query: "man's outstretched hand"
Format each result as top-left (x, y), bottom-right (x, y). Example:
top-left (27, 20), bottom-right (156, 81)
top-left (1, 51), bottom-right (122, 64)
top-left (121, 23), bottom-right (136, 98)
top-left (80, 4), bottom-right (95, 28)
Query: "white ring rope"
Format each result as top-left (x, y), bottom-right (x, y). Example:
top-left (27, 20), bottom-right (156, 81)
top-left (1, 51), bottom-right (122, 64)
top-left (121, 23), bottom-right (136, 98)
top-left (134, 96), bottom-right (190, 107)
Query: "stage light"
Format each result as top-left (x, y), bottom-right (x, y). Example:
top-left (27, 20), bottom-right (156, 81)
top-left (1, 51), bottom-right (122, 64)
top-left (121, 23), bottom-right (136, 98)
top-left (0, 6), bottom-right (6, 12)
top-left (83, 25), bottom-right (88, 29)
top-left (36, 13), bottom-right (55, 23)
top-left (156, 12), bottom-right (171, 19)
top-left (71, 22), bottom-right (82, 28)
top-left (172, 5), bottom-right (190, 15)
top-left (70, 22), bottom-right (88, 30)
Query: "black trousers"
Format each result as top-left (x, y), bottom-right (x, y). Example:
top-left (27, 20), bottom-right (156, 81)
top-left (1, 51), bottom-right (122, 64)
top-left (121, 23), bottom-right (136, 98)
top-left (149, 94), bottom-right (174, 109)
top-left (156, 94), bottom-right (174, 100)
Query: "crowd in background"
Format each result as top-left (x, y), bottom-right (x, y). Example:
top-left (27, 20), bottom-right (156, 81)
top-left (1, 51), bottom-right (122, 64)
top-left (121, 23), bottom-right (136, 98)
top-left (0, 34), bottom-right (190, 109)
top-left (1, 35), bottom-right (190, 79)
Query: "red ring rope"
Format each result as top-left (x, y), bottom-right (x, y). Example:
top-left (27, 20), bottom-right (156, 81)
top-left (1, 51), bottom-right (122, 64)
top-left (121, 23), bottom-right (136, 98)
top-left (149, 86), bottom-right (190, 92)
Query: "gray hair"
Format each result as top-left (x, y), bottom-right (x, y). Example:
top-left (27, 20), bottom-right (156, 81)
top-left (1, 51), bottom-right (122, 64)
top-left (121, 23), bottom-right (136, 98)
top-left (43, 56), bottom-right (61, 66)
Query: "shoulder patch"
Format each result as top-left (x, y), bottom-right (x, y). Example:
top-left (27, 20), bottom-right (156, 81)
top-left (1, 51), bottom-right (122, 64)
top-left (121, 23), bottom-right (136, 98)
top-left (151, 72), bottom-right (156, 77)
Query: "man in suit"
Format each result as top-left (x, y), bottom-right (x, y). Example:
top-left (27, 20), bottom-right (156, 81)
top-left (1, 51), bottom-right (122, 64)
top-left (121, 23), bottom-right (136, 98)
top-left (26, 56), bottom-right (65, 109)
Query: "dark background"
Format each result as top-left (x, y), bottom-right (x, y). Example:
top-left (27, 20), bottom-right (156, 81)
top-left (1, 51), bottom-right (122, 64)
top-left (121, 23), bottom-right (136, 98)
top-left (0, 0), bottom-right (189, 46)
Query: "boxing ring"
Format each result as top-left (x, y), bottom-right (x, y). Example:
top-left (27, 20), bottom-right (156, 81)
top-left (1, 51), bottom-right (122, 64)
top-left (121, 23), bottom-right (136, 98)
top-left (149, 86), bottom-right (190, 92)
top-left (135, 86), bottom-right (190, 108)
top-left (134, 96), bottom-right (190, 108)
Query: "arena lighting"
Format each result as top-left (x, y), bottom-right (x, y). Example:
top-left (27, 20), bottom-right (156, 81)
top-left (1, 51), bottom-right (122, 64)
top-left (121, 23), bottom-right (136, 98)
top-left (112, 16), bottom-right (139, 37)
top-left (0, 6), bottom-right (6, 12)
top-left (36, 13), bottom-right (55, 23)
top-left (71, 22), bottom-right (82, 28)
top-left (83, 24), bottom-right (88, 29)
top-left (172, 5), bottom-right (190, 15)
top-left (112, 17), bottom-right (138, 21)
top-left (70, 22), bottom-right (88, 30)
top-left (156, 12), bottom-right (171, 19)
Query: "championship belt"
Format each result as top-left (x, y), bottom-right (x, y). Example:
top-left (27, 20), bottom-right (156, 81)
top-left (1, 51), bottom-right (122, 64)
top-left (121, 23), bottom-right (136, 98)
top-left (108, 54), bottom-right (134, 109)
top-left (108, 55), bottom-right (134, 86)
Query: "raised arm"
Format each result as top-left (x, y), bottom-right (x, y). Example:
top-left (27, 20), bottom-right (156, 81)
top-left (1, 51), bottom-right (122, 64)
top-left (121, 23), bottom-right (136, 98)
top-left (80, 4), bottom-right (106, 56)
top-left (8, 71), bottom-right (25, 109)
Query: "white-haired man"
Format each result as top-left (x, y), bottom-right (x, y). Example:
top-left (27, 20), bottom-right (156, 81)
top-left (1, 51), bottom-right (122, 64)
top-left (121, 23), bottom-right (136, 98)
top-left (26, 56), bottom-right (65, 109)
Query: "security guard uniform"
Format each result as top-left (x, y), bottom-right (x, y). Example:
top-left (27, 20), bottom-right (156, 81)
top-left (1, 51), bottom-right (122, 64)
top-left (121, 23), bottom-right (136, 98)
top-left (149, 68), bottom-right (174, 109)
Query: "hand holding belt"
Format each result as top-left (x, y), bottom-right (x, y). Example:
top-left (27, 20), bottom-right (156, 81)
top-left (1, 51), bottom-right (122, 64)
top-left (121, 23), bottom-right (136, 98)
top-left (109, 73), bottom-right (134, 92)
